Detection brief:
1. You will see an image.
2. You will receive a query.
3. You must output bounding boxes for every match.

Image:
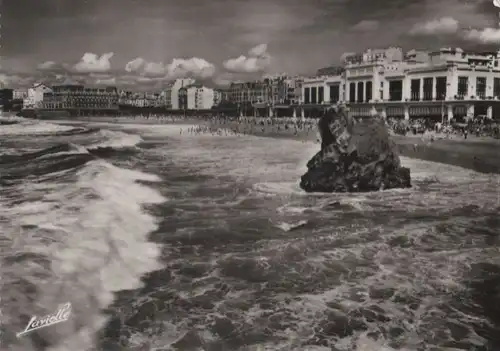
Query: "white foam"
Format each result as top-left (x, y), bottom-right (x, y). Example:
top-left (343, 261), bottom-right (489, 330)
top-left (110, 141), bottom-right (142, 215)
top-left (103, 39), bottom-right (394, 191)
top-left (87, 129), bottom-right (143, 149)
top-left (0, 159), bottom-right (166, 351)
top-left (275, 220), bottom-right (308, 232)
top-left (74, 123), bottom-right (500, 350)
top-left (38, 143), bottom-right (89, 159)
top-left (0, 119), bottom-right (75, 135)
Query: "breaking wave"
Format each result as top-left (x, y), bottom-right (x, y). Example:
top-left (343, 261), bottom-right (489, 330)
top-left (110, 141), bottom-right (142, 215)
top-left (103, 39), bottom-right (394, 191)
top-left (99, 125), bottom-right (500, 351)
top-left (0, 118), bottom-right (165, 351)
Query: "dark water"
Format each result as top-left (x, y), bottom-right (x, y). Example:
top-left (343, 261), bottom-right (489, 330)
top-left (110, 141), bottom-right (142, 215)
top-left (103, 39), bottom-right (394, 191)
top-left (1, 117), bottom-right (500, 351)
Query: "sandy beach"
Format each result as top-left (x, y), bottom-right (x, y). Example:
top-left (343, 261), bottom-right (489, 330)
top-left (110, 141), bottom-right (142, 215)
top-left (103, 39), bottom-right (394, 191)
top-left (45, 115), bottom-right (500, 174)
top-left (204, 118), bottom-right (500, 175)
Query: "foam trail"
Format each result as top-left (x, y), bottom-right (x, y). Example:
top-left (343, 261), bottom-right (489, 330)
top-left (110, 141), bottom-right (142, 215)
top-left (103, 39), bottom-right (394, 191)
top-left (0, 119), bottom-right (75, 135)
top-left (0, 159), bottom-right (166, 351)
top-left (275, 220), bottom-right (308, 232)
top-left (87, 130), bottom-right (144, 149)
top-left (38, 143), bottom-right (90, 159)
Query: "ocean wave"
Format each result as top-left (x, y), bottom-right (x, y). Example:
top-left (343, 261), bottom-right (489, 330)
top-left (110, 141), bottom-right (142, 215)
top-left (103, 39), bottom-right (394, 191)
top-left (274, 220), bottom-right (309, 232)
top-left (51, 127), bottom-right (101, 137)
top-left (1, 128), bottom-right (143, 169)
top-left (0, 119), bottom-right (75, 136)
top-left (86, 129), bottom-right (143, 150)
top-left (0, 158), bottom-right (166, 351)
top-left (0, 143), bottom-right (88, 165)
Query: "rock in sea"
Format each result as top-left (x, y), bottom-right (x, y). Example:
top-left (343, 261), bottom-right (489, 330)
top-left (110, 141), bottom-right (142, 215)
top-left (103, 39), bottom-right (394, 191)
top-left (300, 105), bottom-right (411, 193)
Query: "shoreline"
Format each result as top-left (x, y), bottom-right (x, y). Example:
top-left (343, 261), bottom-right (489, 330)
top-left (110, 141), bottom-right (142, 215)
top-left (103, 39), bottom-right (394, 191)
top-left (47, 116), bottom-right (500, 174)
top-left (205, 119), bottom-right (500, 175)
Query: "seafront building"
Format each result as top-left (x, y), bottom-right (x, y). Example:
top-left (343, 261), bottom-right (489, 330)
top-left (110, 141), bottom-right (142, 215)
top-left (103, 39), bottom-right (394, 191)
top-left (186, 84), bottom-right (216, 110)
top-left (213, 89), bottom-right (223, 106)
top-left (226, 75), bottom-right (303, 107)
top-left (23, 83), bottom-right (52, 109)
top-left (0, 89), bottom-right (14, 109)
top-left (13, 89), bottom-right (28, 100)
top-left (171, 78), bottom-right (195, 110)
top-left (228, 81), bottom-right (269, 105)
top-left (162, 82), bottom-right (174, 109)
top-left (301, 47), bottom-right (500, 121)
top-left (41, 85), bottom-right (119, 114)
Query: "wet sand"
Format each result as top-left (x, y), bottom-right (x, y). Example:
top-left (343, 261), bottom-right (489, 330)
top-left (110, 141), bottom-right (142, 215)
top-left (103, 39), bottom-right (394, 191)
top-left (208, 119), bottom-right (500, 175)
top-left (49, 115), bottom-right (500, 175)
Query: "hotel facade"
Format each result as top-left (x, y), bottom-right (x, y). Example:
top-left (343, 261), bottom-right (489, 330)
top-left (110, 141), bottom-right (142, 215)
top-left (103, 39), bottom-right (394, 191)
top-left (301, 47), bottom-right (500, 121)
top-left (42, 85), bottom-right (119, 111)
top-left (185, 85), bottom-right (217, 110)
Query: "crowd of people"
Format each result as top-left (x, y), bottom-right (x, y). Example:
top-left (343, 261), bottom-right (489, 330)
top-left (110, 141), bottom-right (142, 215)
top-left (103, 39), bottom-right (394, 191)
top-left (106, 112), bottom-right (500, 142)
top-left (387, 117), bottom-right (500, 140)
top-left (111, 113), bottom-right (320, 139)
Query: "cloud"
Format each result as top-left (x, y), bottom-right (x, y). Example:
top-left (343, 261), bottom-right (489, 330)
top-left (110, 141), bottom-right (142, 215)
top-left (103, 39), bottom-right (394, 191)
top-left (248, 44), bottom-right (268, 57)
top-left (351, 20), bottom-right (379, 32)
top-left (37, 61), bottom-right (58, 70)
top-left (60, 76), bottom-right (86, 85)
top-left (95, 77), bottom-right (117, 85)
top-left (73, 52), bottom-right (114, 73)
top-left (125, 58), bottom-right (167, 76)
top-left (144, 62), bottom-right (168, 76)
top-left (29, 54), bottom-right (217, 89)
top-left (0, 73), bottom-right (36, 88)
top-left (166, 57), bottom-right (215, 79)
top-left (223, 44), bottom-right (272, 73)
top-left (124, 57), bottom-right (215, 79)
top-left (125, 58), bottom-right (146, 73)
top-left (463, 27), bottom-right (500, 44)
top-left (211, 76), bottom-right (232, 88)
top-left (409, 17), bottom-right (459, 36)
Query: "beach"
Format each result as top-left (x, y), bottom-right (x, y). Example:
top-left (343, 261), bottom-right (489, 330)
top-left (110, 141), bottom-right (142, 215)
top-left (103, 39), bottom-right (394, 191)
top-left (201, 117), bottom-right (500, 175)
top-left (49, 115), bottom-right (500, 174)
top-left (25, 114), bottom-right (500, 175)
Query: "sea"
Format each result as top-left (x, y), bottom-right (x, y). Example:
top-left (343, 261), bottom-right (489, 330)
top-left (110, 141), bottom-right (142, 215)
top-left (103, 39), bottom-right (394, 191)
top-left (1, 116), bottom-right (500, 351)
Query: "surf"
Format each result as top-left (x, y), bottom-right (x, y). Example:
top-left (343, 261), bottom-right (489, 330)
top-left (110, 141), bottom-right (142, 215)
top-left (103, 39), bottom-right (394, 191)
top-left (0, 119), bottom-right (166, 351)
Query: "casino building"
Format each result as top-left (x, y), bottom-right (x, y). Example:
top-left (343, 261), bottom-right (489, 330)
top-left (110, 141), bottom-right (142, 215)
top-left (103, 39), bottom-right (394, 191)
top-left (301, 47), bottom-right (500, 121)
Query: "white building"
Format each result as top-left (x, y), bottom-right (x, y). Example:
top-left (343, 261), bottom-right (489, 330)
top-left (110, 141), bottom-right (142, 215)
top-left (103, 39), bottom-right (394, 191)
top-left (213, 89), bottom-right (223, 106)
top-left (162, 82), bottom-right (175, 109)
top-left (171, 78), bottom-right (195, 110)
top-left (13, 89), bottom-right (28, 100)
top-left (23, 83), bottom-right (52, 109)
top-left (301, 47), bottom-right (500, 121)
top-left (186, 85), bottom-right (216, 110)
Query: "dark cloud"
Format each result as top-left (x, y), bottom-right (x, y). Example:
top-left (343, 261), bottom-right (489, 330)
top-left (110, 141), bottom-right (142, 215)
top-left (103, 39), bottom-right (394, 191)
top-left (1, 0), bottom-right (500, 89)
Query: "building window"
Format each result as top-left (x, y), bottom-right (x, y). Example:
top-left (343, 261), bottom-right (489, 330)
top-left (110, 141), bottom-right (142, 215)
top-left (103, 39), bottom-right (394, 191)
top-left (304, 87), bottom-right (310, 104)
top-left (349, 83), bottom-right (356, 103)
top-left (329, 85), bottom-right (340, 103)
top-left (457, 76), bottom-right (468, 98)
top-left (410, 79), bottom-right (420, 101)
top-left (389, 80), bottom-right (403, 101)
top-left (476, 77), bottom-right (486, 99)
top-left (357, 82), bottom-right (364, 102)
top-left (494, 78), bottom-right (500, 98)
top-left (423, 77), bottom-right (433, 101)
top-left (435, 77), bottom-right (447, 100)
top-left (365, 81), bottom-right (372, 101)
top-left (318, 86), bottom-right (324, 104)
top-left (311, 87), bottom-right (317, 104)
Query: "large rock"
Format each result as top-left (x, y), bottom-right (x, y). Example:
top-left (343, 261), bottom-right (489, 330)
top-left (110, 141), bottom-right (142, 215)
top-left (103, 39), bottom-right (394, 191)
top-left (300, 105), bottom-right (411, 193)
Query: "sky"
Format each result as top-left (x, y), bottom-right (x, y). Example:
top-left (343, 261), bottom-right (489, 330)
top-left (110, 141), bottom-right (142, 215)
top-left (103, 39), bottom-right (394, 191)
top-left (1, 0), bottom-right (500, 90)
